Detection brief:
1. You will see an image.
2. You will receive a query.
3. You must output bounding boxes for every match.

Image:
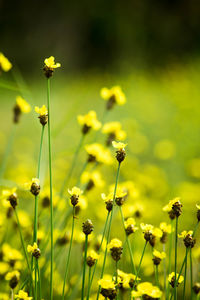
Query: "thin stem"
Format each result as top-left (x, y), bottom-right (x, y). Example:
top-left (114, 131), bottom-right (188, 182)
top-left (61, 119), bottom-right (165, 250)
top-left (87, 211), bottom-right (110, 298)
top-left (174, 216), bottom-right (178, 300)
top-left (190, 248), bottom-right (193, 300)
top-left (47, 78), bottom-right (54, 300)
top-left (76, 160), bottom-right (88, 187)
top-left (96, 162), bottom-right (121, 300)
top-left (14, 209), bottom-right (33, 293)
top-left (35, 259), bottom-right (37, 300)
top-left (163, 243), bottom-right (167, 295)
top-left (86, 267), bottom-right (92, 300)
top-left (81, 235), bottom-right (88, 300)
top-left (37, 260), bottom-right (42, 300)
top-left (119, 206), bottom-right (136, 274)
top-left (115, 261), bottom-right (118, 300)
top-left (193, 221), bottom-right (199, 237)
top-left (62, 206), bottom-right (76, 299)
top-left (167, 219), bottom-right (174, 300)
top-left (59, 134), bottom-right (85, 197)
top-left (11, 289), bottom-right (14, 300)
top-left (134, 241), bottom-right (147, 283)
top-left (183, 248), bottom-right (188, 300)
top-left (155, 265), bottom-right (159, 287)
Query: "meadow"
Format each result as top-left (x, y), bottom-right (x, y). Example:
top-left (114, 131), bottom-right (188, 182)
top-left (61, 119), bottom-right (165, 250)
top-left (0, 54), bottom-right (200, 300)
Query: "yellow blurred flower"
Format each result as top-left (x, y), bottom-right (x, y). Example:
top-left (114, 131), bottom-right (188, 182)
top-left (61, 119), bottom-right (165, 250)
top-left (112, 141), bottom-right (127, 150)
top-left (102, 121), bottom-right (126, 144)
top-left (154, 139), bottom-right (175, 160)
top-left (81, 171), bottom-right (105, 189)
top-left (108, 238), bottom-right (122, 249)
top-left (44, 56), bottom-right (61, 69)
top-left (168, 272), bottom-right (184, 287)
top-left (85, 143), bottom-right (113, 164)
top-left (15, 290), bottom-right (32, 300)
top-left (35, 105), bottom-right (48, 116)
top-left (5, 270), bottom-right (20, 281)
top-left (100, 86), bottom-right (126, 107)
top-left (0, 52), bottom-right (12, 72)
top-left (68, 186), bottom-right (83, 197)
top-left (163, 197), bottom-right (181, 212)
top-left (153, 249), bottom-right (166, 260)
top-left (132, 282), bottom-right (162, 298)
top-left (16, 96), bottom-right (31, 113)
top-left (77, 110), bottom-right (101, 132)
top-left (160, 222), bottom-right (172, 233)
top-left (98, 274), bottom-right (115, 289)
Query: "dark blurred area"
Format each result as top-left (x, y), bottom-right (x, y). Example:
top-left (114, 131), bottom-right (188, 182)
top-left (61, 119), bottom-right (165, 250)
top-left (1, 0), bottom-right (200, 73)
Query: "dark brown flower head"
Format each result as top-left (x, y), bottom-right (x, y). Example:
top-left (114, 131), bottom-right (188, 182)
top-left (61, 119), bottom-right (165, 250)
top-left (193, 282), bottom-right (200, 295)
top-left (82, 219), bottom-right (94, 235)
top-left (30, 179), bottom-right (40, 196)
top-left (7, 193), bottom-right (18, 209)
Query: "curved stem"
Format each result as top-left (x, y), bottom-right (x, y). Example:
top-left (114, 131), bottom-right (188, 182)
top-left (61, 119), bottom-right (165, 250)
top-left (96, 162), bottom-right (121, 300)
top-left (62, 207), bottom-right (76, 299)
top-left (47, 78), bottom-right (54, 300)
top-left (81, 235), bottom-right (88, 300)
top-left (163, 243), bottom-right (167, 295)
top-left (119, 206), bottom-right (136, 274)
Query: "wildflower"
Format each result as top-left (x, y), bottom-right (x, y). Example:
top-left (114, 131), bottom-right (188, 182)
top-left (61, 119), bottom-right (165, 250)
top-left (27, 242), bottom-right (41, 259)
top-left (168, 272), bottom-right (184, 288)
top-left (2, 188), bottom-right (18, 209)
top-left (13, 96), bottom-right (31, 123)
top-left (0, 52), bottom-right (12, 72)
top-left (124, 218), bottom-right (138, 236)
top-left (86, 249), bottom-right (99, 267)
top-left (68, 186), bottom-right (83, 206)
top-left (123, 203), bottom-right (144, 219)
top-left (94, 234), bottom-right (107, 252)
top-left (75, 195), bottom-right (88, 214)
top-left (132, 282), bottom-right (162, 299)
top-left (77, 110), bottom-right (101, 134)
top-left (85, 143), bottom-right (113, 164)
top-left (160, 222), bottom-right (172, 243)
top-left (101, 193), bottom-right (113, 212)
top-left (43, 56), bottom-right (61, 78)
top-left (115, 187), bottom-right (127, 206)
top-left (178, 230), bottom-right (196, 248)
top-left (15, 290), bottom-right (32, 300)
top-left (2, 244), bottom-right (23, 267)
top-left (117, 270), bottom-right (138, 289)
top-left (140, 223), bottom-right (162, 247)
top-left (35, 105), bottom-right (48, 126)
top-left (108, 238), bottom-right (123, 261)
top-left (98, 275), bottom-right (117, 299)
top-left (152, 249), bottom-right (166, 265)
top-left (25, 178), bottom-right (40, 196)
top-left (102, 122), bottom-right (126, 146)
top-left (100, 86), bottom-right (126, 110)
top-left (5, 270), bottom-right (20, 289)
top-left (163, 197), bottom-right (182, 219)
top-left (57, 231), bottom-right (70, 246)
top-left (82, 219), bottom-right (94, 235)
top-left (81, 171), bottom-right (105, 191)
top-left (112, 141), bottom-right (127, 163)
top-left (193, 283), bottom-right (200, 295)
top-left (196, 204), bottom-right (200, 221)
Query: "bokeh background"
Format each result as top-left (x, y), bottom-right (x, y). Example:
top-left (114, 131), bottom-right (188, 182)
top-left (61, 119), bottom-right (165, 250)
top-left (1, 1), bottom-right (200, 298)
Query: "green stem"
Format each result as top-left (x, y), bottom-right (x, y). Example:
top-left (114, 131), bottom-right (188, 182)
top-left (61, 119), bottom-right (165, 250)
top-left (86, 267), bottom-right (92, 300)
top-left (163, 243), bottom-right (167, 295)
top-left (167, 219), bottom-right (173, 300)
top-left (193, 221), bottom-right (199, 237)
top-left (87, 211), bottom-right (110, 299)
top-left (62, 206), bottom-right (76, 299)
top-left (76, 160), bottom-right (88, 187)
top-left (155, 265), bottom-right (159, 287)
top-left (96, 162), bottom-right (121, 300)
top-left (134, 241), bottom-right (147, 283)
top-left (59, 134), bottom-right (85, 198)
top-left (119, 206), bottom-right (136, 274)
top-left (190, 248), bottom-right (193, 300)
top-left (115, 261), bottom-right (118, 300)
top-left (14, 209), bottom-right (33, 292)
top-left (11, 289), bottom-right (14, 300)
top-left (183, 248), bottom-right (188, 300)
top-left (37, 260), bottom-right (42, 300)
top-left (35, 258), bottom-right (37, 300)
top-left (174, 216), bottom-right (178, 300)
top-left (0, 124), bottom-right (16, 178)
top-left (81, 234), bottom-right (88, 300)
top-left (47, 78), bottom-right (54, 300)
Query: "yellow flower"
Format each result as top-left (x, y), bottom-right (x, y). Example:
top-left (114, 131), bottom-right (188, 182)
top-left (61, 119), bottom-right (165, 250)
top-left (0, 262), bottom-right (9, 276)
top-left (27, 242), bottom-right (38, 254)
top-left (134, 282), bottom-right (162, 298)
top-left (124, 218), bottom-right (138, 233)
top-left (87, 249), bottom-right (99, 260)
top-left (140, 223), bottom-right (154, 233)
top-left (44, 56), bottom-right (61, 69)
top-left (153, 249), bottom-right (166, 260)
top-left (117, 270), bottom-right (139, 289)
top-left (102, 122), bottom-right (126, 141)
top-left (35, 105), bottom-right (48, 116)
top-left (5, 270), bottom-right (20, 281)
top-left (163, 197), bottom-right (181, 212)
top-left (2, 243), bottom-right (23, 263)
top-left (15, 290), bottom-right (32, 300)
top-left (196, 204), bottom-right (200, 210)
top-left (68, 186), bottom-right (83, 197)
top-left (77, 110), bottom-right (101, 132)
top-left (75, 195), bottom-right (88, 210)
top-left (85, 143), bottom-right (113, 164)
top-left (108, 238), bottom-right (122, 249)
top-left (160, 222), bottom-right (172, 233)
top-left (168, 272), bottom-right (184, 286)
top-left (178, 230), bottom-right (193, 238)
top-left (81, 171), bottom-right (105, 189)
top-left (16, 96), bottom-right (31, 113)
top-left (112, 141), bottom-right (127, 150)
top-left (98, 275), bottom-right (115, 289)
top-left (0, 52), bottom-right (12, 72)
top-left (100, 86), bottom-right (126, 106)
